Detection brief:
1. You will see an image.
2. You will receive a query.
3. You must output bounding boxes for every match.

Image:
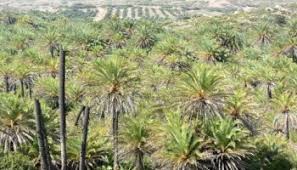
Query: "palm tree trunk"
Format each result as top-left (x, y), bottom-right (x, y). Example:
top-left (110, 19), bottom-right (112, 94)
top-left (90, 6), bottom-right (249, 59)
top-left (59, 49), bottom-right (67, 170)
top-left (79, 107), bottom-right (90, 170)
top-left (285, 111), bottom-right (290, 140)
top-left (28, 76), bottom-right (33, 98)
top-left (4, 75), bottom-right (9, 93)
top-left (34, 99), bottom-right (53, 170)
top-left (112, 104), bottom-right (119, 170)
top-left (134, 148), bottom-right (144, 170)
top-left (20, 79), bottom-right (24, 97)
top-left (75, 106), bottom-right (86, 126)
top-left (267, 82), bottom-right (272, 99)
top-left (50, 44), bottom-right (55, 58)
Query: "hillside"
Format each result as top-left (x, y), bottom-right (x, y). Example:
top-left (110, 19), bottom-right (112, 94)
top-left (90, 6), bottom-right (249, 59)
top-left (1, 1), bottom-right (297, 170)
top-left (1, 0), bottom-right (297, 20)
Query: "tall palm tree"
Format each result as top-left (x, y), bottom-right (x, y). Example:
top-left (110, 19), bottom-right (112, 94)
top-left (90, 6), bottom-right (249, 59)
top-left (79, 107), bottom-right (90, 170)
top-left (59, 49), bottom-right (67, 170)
top-left (0, 94), bottom-right (35, 152)
top-left (176, 64), bottom-right (225, 120)
top-left (88, 56), bottom-right (138, 170)
top-left (203, 118), bottom-right (253, 170)
top-left (34, 99), bottom-right (52, 170)
top-left (273, 92), bottom-right (297, 139)
top-left (154, 111), bottom-right (209, 170)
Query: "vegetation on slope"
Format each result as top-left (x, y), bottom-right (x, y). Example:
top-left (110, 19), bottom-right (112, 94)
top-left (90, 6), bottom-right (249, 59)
top-left (0, 8), bottom-right (297, 170)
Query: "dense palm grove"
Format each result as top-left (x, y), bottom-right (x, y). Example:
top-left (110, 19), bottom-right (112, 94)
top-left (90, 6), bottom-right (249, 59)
top-left (0, 9), bottom-right (297, 170)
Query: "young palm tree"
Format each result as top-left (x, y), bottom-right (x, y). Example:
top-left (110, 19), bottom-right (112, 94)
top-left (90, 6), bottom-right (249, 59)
top-left (225, 89), bottom-right (258, 134)
top-left (288, 19), bottom-right (297, 38)
top-left (119, 111), bottom-right (153, 170)
top-left (64, 135), bottom-right (112, 170)
top-left (88, 56), bottom-right (138, 170)
top-left (214, 27), bottom-right (244, 53)
top-left (203, 118), bottom-right (253, 170)
top-left (256, 23), bottom-right (273, 46)
top-left (134, 24), bottom-right (157, 49)
top-left (154, 111), bottom-right (209, 170)
top-left (0, 94), bottom-right (35, 152)
top-left (176, 64), bottom-right (225, 120)
top-left (0, 55), bottom-right (13, 93)
top-left (34, 77), bottom-right (59, 109)
top-left (43, 27), bottom-right (61, 58)
top-left (281, 38), bottom-right (297, 63)
top-left (12, 61), bottom-right (32, 97)
top-left (273, 92), bottom-right (297, 139)
top-left (198, 37), bottom-right (231, 63)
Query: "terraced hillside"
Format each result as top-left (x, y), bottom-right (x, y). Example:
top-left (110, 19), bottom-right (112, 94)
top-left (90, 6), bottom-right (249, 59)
top-left (1, 0), bottom-right (297, 20)
top-left (95, 6), bottom-right (184, 20)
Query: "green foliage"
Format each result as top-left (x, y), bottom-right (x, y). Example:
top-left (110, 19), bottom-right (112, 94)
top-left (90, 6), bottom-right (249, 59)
top-left (0, 152), bottom-right (34, 170)
top-left (1, 8), bottom-right (297, 170)
top-left (247, 135), bottom-right (293, 170)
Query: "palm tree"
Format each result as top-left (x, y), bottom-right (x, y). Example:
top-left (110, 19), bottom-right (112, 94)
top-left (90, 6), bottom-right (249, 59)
top-left (253, 64), bottom-right (281, 99)
top-left (34, 77), bottom-right (59, 109)
top-left (198, 37), bottom-right (231, 63)
top-left (225, 89), bottom-right (258, 134)
top-left (60, 124), bottom-right (112, 170)
top-left (213, 26), bottom-right (244, 53)
top-left (34, 99), bottom-right (52, 170)
top-left (247, 134), bottom-right (292, 170)
top-left (288, 19), bottom-right (297, 38)
top-left (154, 36), bottom-right (190, 64)
top-left (12, 61), bottom-right (32, 97)
top-left (0, 54), bottom-right (13, 93)
top-left (79, 107), bottom-right (90, 170)
top-left (273, 92), bottom-right (297, 139)
top-left (256, 23), bottom-right (273, 46)
top-left (119, 111), bottom-right (153, 170)
top-left (134, 24), bottom-right (157, 49)
top-left (88, 56), bottom-right (138, 170)
top-left (0, 94), bottom-right (35, 152)
top-left (176, 64), bottom-right (225, 120)
top-left (43, 27), bottom-right (61, 58)
top-left (203, 118), bottom-right (253, 170)
top-left (281, 38), bottom-right (297, 63)
top-left (154, 111), bottom-right (209, 170)
top-left (59, 49), bottom-right (67, 170)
